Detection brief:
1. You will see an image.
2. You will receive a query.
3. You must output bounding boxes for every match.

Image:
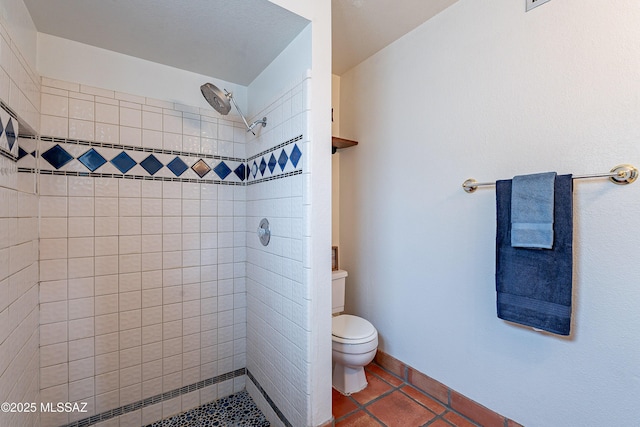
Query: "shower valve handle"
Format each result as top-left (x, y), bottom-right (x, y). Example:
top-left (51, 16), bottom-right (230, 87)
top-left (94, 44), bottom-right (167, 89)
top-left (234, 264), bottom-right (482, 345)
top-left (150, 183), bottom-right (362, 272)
top-left (257, 218), bottom-right (271, 246)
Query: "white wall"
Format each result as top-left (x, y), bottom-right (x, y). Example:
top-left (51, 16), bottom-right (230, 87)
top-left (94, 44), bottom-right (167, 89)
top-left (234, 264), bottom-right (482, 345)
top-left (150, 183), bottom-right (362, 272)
top-left (246, 8), bottom-right (332, 425)
top-left (0, 0), bottom-right (37, 67)
top-left (0, 0), bottom-right (40, 132)
top-left (37, 33), bottom-right (247, 113)
top-left (248, 23), bottom-right (311, 118)
top-left (245, 75), bottom-right (310, 427)
top-left (339, 1), bottom-right (640, 426)
top-left (331, 74), bottom-right (340, 247)
top-left (267, 2), bottom-right (333, 426)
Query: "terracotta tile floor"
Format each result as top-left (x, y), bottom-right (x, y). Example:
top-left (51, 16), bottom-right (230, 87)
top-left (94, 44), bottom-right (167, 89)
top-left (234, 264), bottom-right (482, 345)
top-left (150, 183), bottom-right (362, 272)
top-left (333, 363), bottom-right (480, 427)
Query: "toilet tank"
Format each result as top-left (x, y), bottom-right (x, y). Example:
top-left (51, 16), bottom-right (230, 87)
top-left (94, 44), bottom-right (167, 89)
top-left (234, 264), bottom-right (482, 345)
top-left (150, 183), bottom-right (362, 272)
top-left (332, 269), bottom-right (348, 314)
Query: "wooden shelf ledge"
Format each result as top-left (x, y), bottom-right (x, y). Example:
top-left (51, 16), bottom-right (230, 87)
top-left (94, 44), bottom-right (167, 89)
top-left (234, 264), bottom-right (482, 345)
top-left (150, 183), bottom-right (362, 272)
top-left (332, 136), bottom-right (358, 150)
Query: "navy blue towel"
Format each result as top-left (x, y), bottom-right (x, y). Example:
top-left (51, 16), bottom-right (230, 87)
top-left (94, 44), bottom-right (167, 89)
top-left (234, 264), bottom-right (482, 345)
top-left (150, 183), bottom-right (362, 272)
top-left (496, 174), bottom-right (573, 335)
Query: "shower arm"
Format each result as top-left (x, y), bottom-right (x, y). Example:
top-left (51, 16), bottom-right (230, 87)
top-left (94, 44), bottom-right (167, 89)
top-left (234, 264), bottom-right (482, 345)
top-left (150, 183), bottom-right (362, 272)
top-left (225, 90), bottom-right (267, 135)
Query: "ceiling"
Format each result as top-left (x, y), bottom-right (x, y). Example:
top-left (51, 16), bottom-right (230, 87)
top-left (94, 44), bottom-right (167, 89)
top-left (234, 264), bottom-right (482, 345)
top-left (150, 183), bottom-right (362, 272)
top-left (23, 0), bottom-right (310, 86)
top-left (23, 0), bottom-right (459, 85)
top-left (332, 0), bottom-right (459, 75)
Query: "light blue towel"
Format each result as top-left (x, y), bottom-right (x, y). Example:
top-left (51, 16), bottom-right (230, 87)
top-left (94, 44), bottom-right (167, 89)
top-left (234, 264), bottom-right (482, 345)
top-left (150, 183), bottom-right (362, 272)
top-left (511, 172), bottom-right (557, 249)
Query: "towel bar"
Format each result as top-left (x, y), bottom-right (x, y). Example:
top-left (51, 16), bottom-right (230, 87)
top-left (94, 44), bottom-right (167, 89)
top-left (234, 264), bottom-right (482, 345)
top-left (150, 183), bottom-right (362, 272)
top-left (462, 164), bottom-right (638, 193)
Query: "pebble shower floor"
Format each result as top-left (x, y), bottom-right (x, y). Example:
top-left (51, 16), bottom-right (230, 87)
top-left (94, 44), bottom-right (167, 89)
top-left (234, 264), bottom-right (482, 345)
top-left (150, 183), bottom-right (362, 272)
top-left (144, 391), bottom-right (269, 427)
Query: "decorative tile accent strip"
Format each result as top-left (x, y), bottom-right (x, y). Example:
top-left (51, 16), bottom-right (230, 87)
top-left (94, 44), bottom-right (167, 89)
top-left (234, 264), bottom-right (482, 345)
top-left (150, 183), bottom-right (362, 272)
top-left (245, 135), bottom-right (303, 184)
top-left (247, 135), bottom-right (303, 162)
top-left (19, 134), bottom-right (303, 185)
top-left (140, 154), bottom-right (163, 175)
top-left (192, 159), bottom-right (212, 178)
top-left (17, 167), bottom-right (245, 186)
top-left (167, 156), bottom-right (188, 176)
top-left (213, 161), bottom-right (232, 179)
top-left (77, 148), bottom-right (107, 172)
top-left (0, 103), bottom-right (19, 161)
top-left (247, 369), bottom-right (292, 427)
top-left (61, 368), bottom-right (246, 427)
top-left (110, 151), bottom-right (137, 173)
top-left (39, 135), bottom-right (244, 162)
top-left (41, 144), bottom-right (73, 169)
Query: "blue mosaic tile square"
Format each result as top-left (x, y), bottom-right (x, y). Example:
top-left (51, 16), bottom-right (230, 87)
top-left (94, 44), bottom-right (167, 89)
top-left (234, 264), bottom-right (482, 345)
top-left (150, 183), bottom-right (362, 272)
top-left (234, 163), bottom-right (246, 181)
top-left (213, 161), bottom-right (232, 180)
top-left (290, 144), bottom-right (302, 168)
top-left (78, 148), bottom-right (107, 172)
top-left (111, 151), bottom-right (137, 174)
top-left (259, 158), bottom-right (267, 176)
top-left (278, 149), bottom-right (288, 171)
top-left (17, 146), bottom-right (29, 160)
top-left (167, 156), bottom-right (188, 177)
top-left (268, 153), bottom-right (277, 173)
top-left (140, 154), bottom-right (164, 175)
top-left (252, 160), bottom-right (258, 178)
top-left (42, 144), bottom-right (74, 169)
top-left (5, 119), bottom-right (15, 151)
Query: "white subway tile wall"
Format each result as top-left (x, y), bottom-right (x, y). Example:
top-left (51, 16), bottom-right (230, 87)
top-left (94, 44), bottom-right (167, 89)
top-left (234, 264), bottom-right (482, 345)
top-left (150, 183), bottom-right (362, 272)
top-left (0, 176), bottom-right (40, 427)
top-left (34, 77), bottom-right (252, 426)
top-left (0, 10), bottom-right (311, 425)
top-left (0, 21), bottom-right (40, 133)
top-left (245, 75), bottom-right (310, 427)
top-left (0, 15), bottom-right (40, 427)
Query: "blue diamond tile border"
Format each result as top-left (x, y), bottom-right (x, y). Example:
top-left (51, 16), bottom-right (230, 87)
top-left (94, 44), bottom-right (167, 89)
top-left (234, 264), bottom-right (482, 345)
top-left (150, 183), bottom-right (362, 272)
top-left (78, 148), bottom-right (107, 172)
top-left (244, 136), bottom-right (303, 183)
top-left (42, 144), bottom-right (74, 169)
top-left (259, 158), bottom-right (267, 176)
top-left (29, 134), bottom-right (302, 185)
top-left (167, 156), bottom-right (188, 177)
top-left (5, 120), bottom-right (15, 151)
top-left (111, 151), bottom-right (137, 174)
top-left (17, 146), bottom-right (29, 160)
top-left (214, 161), bottom-right (232, 180)
top-left (140, 154), bottom-right (164, 175)
top-left (267, 153), bottom-right (277, 174)
top-left (0, 106), bottom-right (19, 158)
top-left (234, 163), bottom-right (246, 181)
top-left (278, 150), bottom-right (288, 171)
top-left (290, 144), bottom-right (302, 168)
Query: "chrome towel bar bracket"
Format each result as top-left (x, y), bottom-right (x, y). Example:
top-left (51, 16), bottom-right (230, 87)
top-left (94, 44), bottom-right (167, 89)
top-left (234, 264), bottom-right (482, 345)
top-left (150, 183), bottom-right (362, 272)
top-left (462, 164), bottom-right (638, 193)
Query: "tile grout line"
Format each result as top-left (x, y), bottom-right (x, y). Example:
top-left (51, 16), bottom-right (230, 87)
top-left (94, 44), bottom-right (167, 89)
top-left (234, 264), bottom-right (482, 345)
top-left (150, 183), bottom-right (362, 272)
top-left (337, 366), bottom-right (443, 426)
top-left (362, 363), bottom-right (484, 427)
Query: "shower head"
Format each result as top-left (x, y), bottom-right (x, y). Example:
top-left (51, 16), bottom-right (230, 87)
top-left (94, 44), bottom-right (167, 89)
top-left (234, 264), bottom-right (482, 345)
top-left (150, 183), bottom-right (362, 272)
top-left (200, 83), bottom-right (231, 115)
top-left (200, 82), bottom-right (268, 135)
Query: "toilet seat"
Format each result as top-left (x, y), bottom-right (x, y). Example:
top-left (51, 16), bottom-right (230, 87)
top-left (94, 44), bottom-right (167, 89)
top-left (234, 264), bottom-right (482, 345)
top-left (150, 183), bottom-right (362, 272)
top-left (332, 315), bottom-right (377, 345)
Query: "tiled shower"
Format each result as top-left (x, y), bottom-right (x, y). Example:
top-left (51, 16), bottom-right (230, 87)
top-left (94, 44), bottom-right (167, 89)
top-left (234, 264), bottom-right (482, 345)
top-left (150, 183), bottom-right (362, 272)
top-left (0, 9), bottom-right (315, 426)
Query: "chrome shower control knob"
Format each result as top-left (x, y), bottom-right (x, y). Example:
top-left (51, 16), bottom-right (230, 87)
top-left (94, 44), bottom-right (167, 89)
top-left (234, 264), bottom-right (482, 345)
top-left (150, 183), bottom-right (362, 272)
top-left (257, 218), bottom-right (270, 246)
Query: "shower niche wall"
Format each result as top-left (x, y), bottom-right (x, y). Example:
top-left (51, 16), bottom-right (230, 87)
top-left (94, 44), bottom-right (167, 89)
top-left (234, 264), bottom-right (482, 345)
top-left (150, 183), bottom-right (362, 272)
top-left (31, 69), bottom-right (310, 426)
top-left (0, 5), bottom-right (324, 427)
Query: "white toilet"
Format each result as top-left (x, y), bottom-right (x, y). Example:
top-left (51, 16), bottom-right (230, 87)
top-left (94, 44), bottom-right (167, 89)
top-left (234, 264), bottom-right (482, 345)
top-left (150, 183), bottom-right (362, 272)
top-left (332, 270), bottom-right (378, 395)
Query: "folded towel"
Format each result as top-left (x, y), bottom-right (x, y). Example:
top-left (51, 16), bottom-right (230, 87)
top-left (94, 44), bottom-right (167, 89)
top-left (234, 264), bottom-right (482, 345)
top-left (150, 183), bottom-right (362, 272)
top-left (511, 172), bottom-right (557, 249)
top-left (496, 174), bottom-right (573, 335)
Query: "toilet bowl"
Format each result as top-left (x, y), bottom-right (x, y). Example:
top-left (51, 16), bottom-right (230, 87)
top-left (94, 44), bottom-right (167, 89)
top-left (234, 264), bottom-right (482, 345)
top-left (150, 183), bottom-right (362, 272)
top-left (332, 314), bottom-right (378, 395)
